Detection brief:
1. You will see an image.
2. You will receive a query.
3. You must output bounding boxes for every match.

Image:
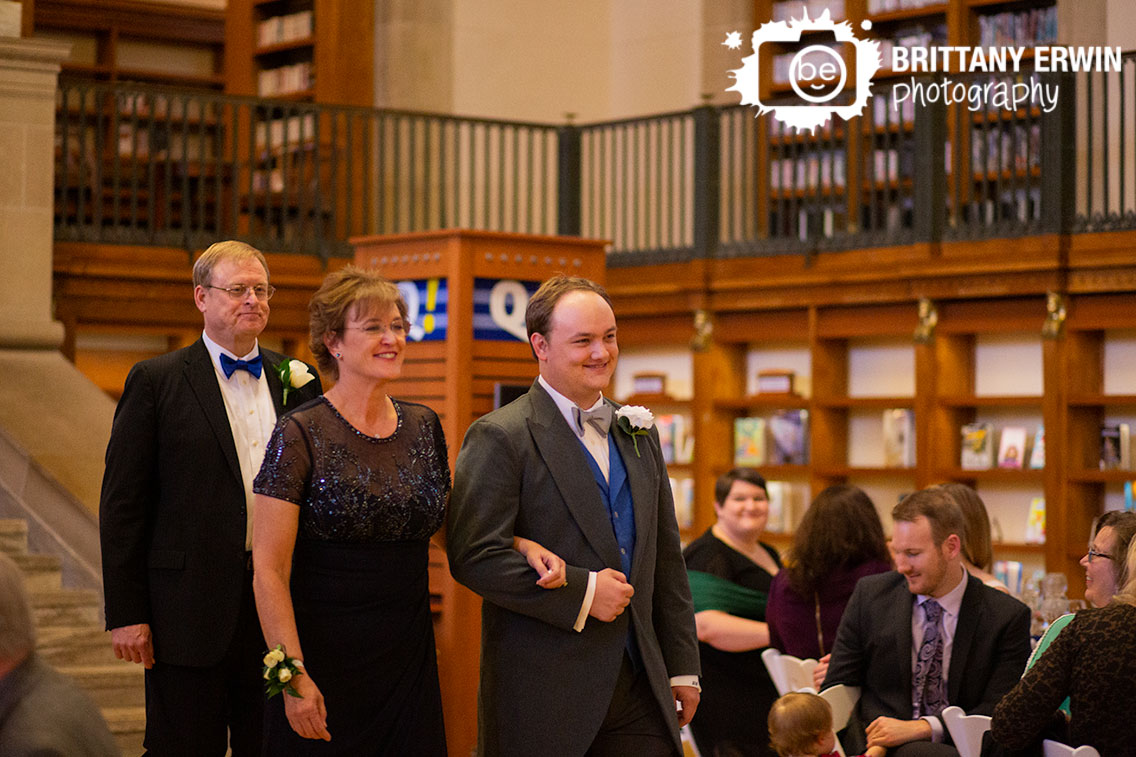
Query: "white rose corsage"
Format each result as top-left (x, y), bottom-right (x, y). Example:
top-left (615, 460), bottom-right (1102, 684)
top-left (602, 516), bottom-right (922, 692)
top-left (277, 359), bottom-right (315, 405)
top-left (615, 405), bottom-right (654, 458)
top-left (262, 643), bottom-right (305, 699)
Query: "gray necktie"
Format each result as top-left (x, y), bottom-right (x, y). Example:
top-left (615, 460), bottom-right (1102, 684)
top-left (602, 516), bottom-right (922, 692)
top-left (573, 404), bottom-right (612, 436)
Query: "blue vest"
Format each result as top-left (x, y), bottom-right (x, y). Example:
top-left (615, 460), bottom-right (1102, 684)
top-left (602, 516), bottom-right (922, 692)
top-left (581, 435), bottom-right (642, 669)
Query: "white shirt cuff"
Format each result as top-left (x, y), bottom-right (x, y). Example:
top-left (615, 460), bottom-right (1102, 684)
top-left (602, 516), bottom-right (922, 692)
top-left (670, 675), bottom-right (701, 691)
top-left (572, 571), bottom-right (598, 632)
top-left (924, 715), bottom-right (943, 743)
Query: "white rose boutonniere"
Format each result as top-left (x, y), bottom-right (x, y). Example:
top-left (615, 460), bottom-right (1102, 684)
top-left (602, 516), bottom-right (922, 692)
top-left (277, 359), bottom-right (315, 405)
top-left (615, 405), bottom-right (654, 458)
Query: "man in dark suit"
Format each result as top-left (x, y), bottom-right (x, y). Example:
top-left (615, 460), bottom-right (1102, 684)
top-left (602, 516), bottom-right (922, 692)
top-left (816, 487), bottom-right (1031, 757)
top-left (99, 240), bottom-right (322, 756)
top-left (447, 275), bottom-right (701, 756)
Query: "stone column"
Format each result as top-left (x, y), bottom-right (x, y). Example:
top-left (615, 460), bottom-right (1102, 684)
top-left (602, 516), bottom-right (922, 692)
top-left (0, 37), bottom-right (69, 349)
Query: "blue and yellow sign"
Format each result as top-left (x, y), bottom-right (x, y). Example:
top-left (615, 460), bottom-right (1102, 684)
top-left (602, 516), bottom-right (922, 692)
top-left (396, 278), bottom-right (448, 342)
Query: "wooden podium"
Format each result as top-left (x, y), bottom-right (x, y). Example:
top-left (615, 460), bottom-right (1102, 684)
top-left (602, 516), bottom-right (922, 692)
top-left (351, 229), bottom-right (606, 756)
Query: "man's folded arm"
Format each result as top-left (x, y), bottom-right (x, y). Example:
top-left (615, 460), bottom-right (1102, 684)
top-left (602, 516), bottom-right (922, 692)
top-left (447, 419), bottom-right (592, 630)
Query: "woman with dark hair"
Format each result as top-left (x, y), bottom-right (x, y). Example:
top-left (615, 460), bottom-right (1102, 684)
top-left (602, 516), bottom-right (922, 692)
top-left (683, 467), bottom-right (783, 757)
top-left (767, 484), bottom-right (892, 659)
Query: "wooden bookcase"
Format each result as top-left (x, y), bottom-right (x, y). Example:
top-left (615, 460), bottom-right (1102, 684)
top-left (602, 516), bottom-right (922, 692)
top-left (752, 0), bottom-right (1056, 239)
top-left (609, 236), bottom-right (1136, 599)
top-left (33, 0), bottom-right (225, 90)
top-left (225, 0), bottom-right (373, 107)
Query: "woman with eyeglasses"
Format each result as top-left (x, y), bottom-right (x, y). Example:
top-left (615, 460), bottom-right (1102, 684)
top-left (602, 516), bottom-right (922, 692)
top-left (990, 533), bottom-right (1136, 756)
top-left (250, 267), bottom-right (563, 754)
top-left (1024, 510), bottom-right (1136, 676)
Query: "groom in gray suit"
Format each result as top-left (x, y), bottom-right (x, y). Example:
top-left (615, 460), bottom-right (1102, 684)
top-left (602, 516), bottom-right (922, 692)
top-left (448, 275), bottom-right (700, 756)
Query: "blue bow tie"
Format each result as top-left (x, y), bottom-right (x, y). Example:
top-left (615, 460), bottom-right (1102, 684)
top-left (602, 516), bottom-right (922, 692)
top-left (219, 353), bottom-right (263, 379)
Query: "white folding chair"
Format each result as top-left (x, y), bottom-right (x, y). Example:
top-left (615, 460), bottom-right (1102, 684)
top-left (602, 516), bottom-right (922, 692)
top-left (818, 684), bottom-right (860, 757)
top-left (941, 705), bottom-right (991, 757)
top-left (761, 647), bottom-right (819, 695)
top-left (1042, 740), bottom-right (1101, 757)
top-left (680, 723), bottom-right (702, 757)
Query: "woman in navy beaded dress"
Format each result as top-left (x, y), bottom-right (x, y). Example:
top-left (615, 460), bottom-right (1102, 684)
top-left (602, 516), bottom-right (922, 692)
top-left (252, 268), bottom-right (562, 755)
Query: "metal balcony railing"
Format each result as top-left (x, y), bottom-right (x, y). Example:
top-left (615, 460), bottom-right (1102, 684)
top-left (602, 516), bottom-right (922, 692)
top-left (53, 57), bottom-right (1134, 264)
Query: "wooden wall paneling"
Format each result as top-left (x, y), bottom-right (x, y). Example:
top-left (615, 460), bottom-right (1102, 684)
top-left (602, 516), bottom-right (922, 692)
top-left (692, 335), bottom-right (747, 538)
top-left (809, 307), bottom-right (848, 494)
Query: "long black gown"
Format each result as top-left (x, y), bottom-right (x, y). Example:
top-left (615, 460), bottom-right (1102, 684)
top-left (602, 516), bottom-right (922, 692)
top-left (254, 396), bottom-right (449, 756)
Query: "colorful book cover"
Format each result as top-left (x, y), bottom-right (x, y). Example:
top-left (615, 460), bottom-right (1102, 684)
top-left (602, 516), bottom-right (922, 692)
top-left (656, 414), bottom-right (675, 464)
top-left (1025, 497), bottom-right (1046, 544)
top-left (882, 408), bottom-right (915, 468)
top-left (997, 426), bottom-right (1027, 469)
top-left (961, 422), bottom-right (995, 470)
top-left (733, 417), bottom-right (767, 466)
top-left (768, 409), bottom-right (808, 465)
top-left (1100, 424), bottom-right (1129, 470)
top-left (1028, 425), bottom-right (1045, 469)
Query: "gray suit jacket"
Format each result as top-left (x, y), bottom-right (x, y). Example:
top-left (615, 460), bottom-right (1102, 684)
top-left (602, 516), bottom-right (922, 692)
top-left (0, 654), bottom-right (118, 757)
top-left (447, 380), bottom-right (700, 756)
top-left (822, 571), bottom-right (1031, 754)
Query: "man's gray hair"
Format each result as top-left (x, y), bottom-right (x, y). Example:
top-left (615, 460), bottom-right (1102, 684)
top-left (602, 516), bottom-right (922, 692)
top-left (0, 552), bottom-right (35, 661)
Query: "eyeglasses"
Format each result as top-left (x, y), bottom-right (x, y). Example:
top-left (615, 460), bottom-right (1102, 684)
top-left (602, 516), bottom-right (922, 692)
top-left (1086, 547), bottom-right (1113, 563)
top-left (206, 284), bottom-right (276, 301)
top-left (344, 321), bottom-right (408, 338)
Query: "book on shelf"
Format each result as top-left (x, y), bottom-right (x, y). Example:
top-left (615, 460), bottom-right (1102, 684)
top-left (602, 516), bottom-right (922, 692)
top-left (1028, 425), bottom-right (1045, 469)
top-left (756, 370), bottom-right (795, 395)
top-left (733, 417), bottom-right (767, 466)
top-left (882, 408), bottom-right (915, 468)
top-left (768, 409), bottom-right (809, 465)
top-left (997, 426), bottom-right (1027, 470)
top-left (669, 476), bottom-right (694, 530)
top-left (765, 480), bottom-right (805, 534)
top-left (1125, 481), bottom-right (1135, 513)
top-left (657, 414), bottom-right (694, 465)
top-left (631, 372), bottom-right (667, 396)
top-left (993, 560), bottom-right (1024, 596)
top-left (1024, 497), bottom-right (1046, 544)
top-left (1100, 423), bottom-right (1131, 470)
top-left (960, 422), bottom-right (995, 470)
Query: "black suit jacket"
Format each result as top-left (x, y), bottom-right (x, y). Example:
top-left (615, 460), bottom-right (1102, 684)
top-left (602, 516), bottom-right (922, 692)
top-left (823, 571), bottom-right (1031, 753)
top-left (447, 381), bottom-right (700, 756)
top-left (99, 339), bottom-right (322, 666)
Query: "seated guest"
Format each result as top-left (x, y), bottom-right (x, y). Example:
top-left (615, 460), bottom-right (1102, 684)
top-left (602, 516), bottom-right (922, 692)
top-left (990, 537), bottom-right (1136, 756)
top-left (1022, 510), bottom-right (1136, 709)
top-left (934, 483), bottom-right (1008, 592)
top-left (0, 552), bottom-right (119, 756)
top-left (768, 484), bottom-right (892, 658)
top-left (815, 488), bottom-right (1031, 756)
top-left (768, 691), bottom-right (839, 757)
top-left (684, 467), bottom-right (782, 757)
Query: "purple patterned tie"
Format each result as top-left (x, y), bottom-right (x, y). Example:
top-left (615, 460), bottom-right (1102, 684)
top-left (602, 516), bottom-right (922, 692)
top-left (912, 598), bottom-right (948, 718)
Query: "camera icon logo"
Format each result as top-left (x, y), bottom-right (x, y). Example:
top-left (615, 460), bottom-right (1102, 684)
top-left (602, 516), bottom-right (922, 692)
top-left (727, 10), bottom-right (882, 132)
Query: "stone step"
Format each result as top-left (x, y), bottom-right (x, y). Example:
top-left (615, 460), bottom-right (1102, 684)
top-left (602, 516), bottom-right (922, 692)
top-left (12, 551), bottom-right (62, 591)
top-left (59, 663), bottom-right (146, 709)
top-left (0, 518), bottom-right (28, 555)
top-left (30, 588), bottom-right (101, 627)
top-left (37, 624), bottom-right (120, 667)
top-left (103, 705), bottom-right (146, 757)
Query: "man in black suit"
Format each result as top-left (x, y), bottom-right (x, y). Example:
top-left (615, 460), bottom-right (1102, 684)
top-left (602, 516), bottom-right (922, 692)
top-left (447, 275), bottom-right (701, 756)
top-left (815, 487), bottom-right (1031, 757)
top-left (99, 240), bottom-right (322, 756)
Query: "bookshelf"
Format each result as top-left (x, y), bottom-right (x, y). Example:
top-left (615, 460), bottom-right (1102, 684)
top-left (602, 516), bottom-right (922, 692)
top-left (225, 0), bottom-right (373, 106)
top-left (33, 0), bottom-right (225, 90)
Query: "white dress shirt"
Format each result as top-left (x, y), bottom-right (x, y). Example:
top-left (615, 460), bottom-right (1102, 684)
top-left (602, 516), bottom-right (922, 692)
top-left (202, 332), bottom-right (278, 550)
top-left (911, 565), bottom-right (968, 742)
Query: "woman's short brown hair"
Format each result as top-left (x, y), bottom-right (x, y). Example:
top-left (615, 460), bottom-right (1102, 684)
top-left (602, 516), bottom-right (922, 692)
top-left (309, 266), bottom-right (407, 380)
top-left (934, 482), bottom-right (993, 571)
top-left (768, 691), bottom-right (832, 757)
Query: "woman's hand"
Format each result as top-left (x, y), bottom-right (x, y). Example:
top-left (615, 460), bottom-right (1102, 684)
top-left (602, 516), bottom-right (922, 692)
top-left (513, 536), bottom-right (567, 589)
top-left (284, 672), bottom-right (331, 741)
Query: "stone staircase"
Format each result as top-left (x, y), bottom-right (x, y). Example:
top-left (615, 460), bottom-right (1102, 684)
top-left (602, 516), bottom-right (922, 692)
top-left (1, 518), bottom-right (145, 756)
